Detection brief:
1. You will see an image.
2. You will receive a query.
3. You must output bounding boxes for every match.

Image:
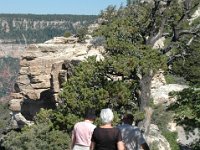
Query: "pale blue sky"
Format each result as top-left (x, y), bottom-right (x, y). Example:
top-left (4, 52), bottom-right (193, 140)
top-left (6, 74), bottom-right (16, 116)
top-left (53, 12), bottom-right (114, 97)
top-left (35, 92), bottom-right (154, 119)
top-left (0, 0), bottom-right (126, 15)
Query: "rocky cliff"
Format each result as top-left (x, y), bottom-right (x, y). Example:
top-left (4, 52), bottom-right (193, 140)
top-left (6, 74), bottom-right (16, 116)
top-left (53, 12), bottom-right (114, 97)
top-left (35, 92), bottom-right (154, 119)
top-left (9, 36), bottom-right (104, 127)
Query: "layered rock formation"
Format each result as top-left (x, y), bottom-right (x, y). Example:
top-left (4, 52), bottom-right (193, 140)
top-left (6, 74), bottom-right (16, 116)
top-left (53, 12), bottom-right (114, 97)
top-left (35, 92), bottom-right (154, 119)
top-left (9, 36), bottom-right (104, 128)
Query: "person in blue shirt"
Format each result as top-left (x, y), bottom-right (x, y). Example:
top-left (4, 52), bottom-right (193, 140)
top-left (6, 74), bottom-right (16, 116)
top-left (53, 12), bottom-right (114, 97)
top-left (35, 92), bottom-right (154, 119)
top-left (118, 114), bottom-right (150, 150)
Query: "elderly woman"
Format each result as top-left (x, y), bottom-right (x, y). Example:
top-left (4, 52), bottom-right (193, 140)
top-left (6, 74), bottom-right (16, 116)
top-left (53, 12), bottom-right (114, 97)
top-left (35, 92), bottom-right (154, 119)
top-left (91, 108), bottom-right (125, 150)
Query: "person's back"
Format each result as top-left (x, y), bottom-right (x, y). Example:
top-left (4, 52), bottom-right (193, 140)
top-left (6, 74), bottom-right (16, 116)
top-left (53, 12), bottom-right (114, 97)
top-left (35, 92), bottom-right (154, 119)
top-left (71, 112), bottom-right (96, 150)
top-left (73, 121), bottom-right (96, 146)
top-left (118, 114), bottom-right (150, 150)
top-left (92, 127), bottom-right (122, 150)
top-left (91, 108), bottom-right (124, 150)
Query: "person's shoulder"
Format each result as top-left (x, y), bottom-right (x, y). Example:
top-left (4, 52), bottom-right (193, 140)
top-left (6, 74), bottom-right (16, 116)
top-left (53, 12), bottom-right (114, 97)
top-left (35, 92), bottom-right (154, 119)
top-left (113, 127), bottom-right (122, 133)
top-left (90, 123), bottom-right (96, 129)
top-left (117, 124), bottom-right (132, 129)
top-left (114, 127), bottom-right (120, 130)
top-left (118, 124), bottom-right (142, 133)
top-left (93, 126), bottom-right (101, 132)
top-left (75, 121), bottom-right (88, 126)
top-left (94, 126), bottom-right (100, 130)
top-left (131, 126), bottom-right (145, 137)
top-left (132, 125), bottom-right (142, 131)
top-left (73, 121), bottom-right (81, 129)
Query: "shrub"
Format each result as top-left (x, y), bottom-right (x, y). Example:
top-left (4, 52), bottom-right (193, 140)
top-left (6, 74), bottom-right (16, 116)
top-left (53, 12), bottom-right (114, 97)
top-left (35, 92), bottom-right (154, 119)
top-left (2, 122), bottom-right (71, 150)
top-left (164, 74), bottom-right (187, 85)
top-left (0, 103), bottom-right (10, 129)
top-left (151, 105), bottom-right (180, 150)
top-left (2, 109), bottom-right (71, 150)
top-left (162, 131), bottom-right (180, 150)
top-left (90, 36), bottom-right (106, 47)
top-left (76, 27), bottom-right (88, 42)
top-left (63, 31), bottom-right (71, 38)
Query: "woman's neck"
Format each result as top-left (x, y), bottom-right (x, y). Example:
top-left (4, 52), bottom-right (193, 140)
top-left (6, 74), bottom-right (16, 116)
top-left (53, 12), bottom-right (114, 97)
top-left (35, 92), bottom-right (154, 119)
top-left (84, 119), bottom-right (93, 123)
top-left (100, 123), bottom-right (113, 128)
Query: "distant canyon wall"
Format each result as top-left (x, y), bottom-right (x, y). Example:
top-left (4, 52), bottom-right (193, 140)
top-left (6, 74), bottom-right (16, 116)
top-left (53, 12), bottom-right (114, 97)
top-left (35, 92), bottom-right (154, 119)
top-left (0, 14), bottom-right (97, 44)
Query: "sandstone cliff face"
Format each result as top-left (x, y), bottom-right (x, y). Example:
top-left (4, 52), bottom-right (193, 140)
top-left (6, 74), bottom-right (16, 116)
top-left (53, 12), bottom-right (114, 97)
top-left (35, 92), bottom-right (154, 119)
top-left (9, 36), bottom-right (104, 127)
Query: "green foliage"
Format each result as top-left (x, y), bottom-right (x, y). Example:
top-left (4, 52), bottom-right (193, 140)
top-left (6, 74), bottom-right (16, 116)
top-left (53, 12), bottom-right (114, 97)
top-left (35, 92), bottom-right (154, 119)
top-left (34, 108), bottom-right (53, 124)
top-left (90, 36), bottom-right (106, 48)
top-left (2, 109), bottom-right (71, 150)
top-left (164, 74), bottom-right (179, 84)
top-left (168, 87), bottom-right (200, 148)
top-left (76, 27), bottom-right (88, 42)
top-left (189, 139), bottom-right (200, 150)
top-left (150, 141), bottom-right (159, 150)
top-left (151, 105), bottom-right (180, 150)
top-left (162, 131), bottom-right (180, 150)
top-left (96, 0), bottom-right (199, 79)
top-left (152, 105), bottom-right (173, 132)
top-left (99, 5), bottom-right (117, 21)
top-left (52, 111), bottom-right (80, 132)
top-left (54, 57), bottom-right (138, 131)
top-left (2, 123), bottom-right (70, 150)
top-left (0, 103), bottom-right (10, 129)
top-left (137, 46), bottom-right (167, 74)
top-left (63, 31), bottom-right (72, 38)
top-left (96, 2), bottom-right (169, 72)
top-left (132, 110), bottom-right (145, 123)
top-left (164, 74), bottom-right (187, 85)
top-left (171, 41), bottom-right (200, 85)
top-left (94, 1), bottom-right (168, 111)
top-left (169, 88), bottom-right (200, 131)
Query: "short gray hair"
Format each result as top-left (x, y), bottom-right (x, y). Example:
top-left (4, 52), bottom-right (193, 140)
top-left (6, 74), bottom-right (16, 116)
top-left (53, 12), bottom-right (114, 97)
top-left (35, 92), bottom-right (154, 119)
top-left (100, 108), bottom-right (114, 124)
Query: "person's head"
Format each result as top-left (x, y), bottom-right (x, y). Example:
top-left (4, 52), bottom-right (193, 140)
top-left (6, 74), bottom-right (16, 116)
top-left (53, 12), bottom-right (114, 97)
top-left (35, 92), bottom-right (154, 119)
top-left (84, 110), bottom-right (96, 121)
top-left (100, 108), bottom-right (114, 124)
top-left (122, 114), bottom-right (134, 125)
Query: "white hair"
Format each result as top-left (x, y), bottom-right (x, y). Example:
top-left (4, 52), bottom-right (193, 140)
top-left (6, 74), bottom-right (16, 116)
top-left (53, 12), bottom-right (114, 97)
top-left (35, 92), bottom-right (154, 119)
top-left (100, 108), bottom-right (114, 124)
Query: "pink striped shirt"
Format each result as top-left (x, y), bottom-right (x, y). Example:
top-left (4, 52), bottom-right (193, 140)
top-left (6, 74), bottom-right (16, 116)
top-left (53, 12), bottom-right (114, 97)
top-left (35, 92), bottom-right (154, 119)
top-left (73, 121), bottom-right (96, 147)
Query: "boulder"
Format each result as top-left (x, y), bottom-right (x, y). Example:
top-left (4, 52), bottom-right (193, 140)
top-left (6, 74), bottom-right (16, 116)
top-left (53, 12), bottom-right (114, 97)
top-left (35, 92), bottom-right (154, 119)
top-left (151, 84), bottom-right (188, 105)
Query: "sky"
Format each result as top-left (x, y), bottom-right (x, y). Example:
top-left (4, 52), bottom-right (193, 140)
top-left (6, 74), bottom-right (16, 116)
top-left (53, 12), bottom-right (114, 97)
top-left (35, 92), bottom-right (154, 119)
top-left (0, 0), bottom-right (126, 15)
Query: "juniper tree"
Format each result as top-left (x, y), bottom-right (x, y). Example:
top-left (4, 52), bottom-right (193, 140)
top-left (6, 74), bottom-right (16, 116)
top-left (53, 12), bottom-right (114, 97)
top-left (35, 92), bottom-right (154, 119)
top-left (95, 0), bottom-right (200, 111)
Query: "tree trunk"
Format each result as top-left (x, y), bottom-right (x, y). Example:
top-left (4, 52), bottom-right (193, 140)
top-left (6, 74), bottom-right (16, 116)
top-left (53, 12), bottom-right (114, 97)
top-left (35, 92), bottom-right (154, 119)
top-left (138, 73), bottom-right (154, 135)
top-left (143, 107), bottom-right (153, 136)
top-left (139, 73), bottom-right (153, 111)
